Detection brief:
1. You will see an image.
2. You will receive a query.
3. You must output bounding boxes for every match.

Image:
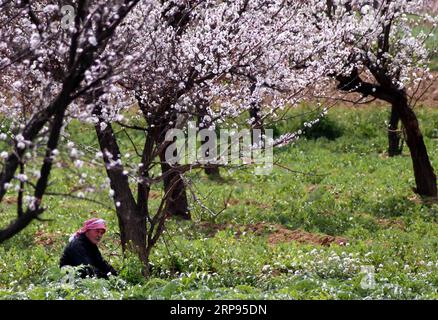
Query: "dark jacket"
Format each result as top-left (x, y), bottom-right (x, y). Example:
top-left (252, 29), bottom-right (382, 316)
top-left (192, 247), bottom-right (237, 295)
top-left (59, 233), bottom-right (118, 279)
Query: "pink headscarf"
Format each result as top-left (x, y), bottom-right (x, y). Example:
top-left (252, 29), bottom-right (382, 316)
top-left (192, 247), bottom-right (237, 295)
top-left (69, 218), bottom-right (107, 242)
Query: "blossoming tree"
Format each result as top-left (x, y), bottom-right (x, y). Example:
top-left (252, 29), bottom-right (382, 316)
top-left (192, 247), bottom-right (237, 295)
top-left (82, 0), bottom-right (365, 275)
top-left (1, 0), bottom-right (436, 277)
top-left (0, 0), bottom-right (142, 241)
top-left (323, 0), bottom-right (438, 197)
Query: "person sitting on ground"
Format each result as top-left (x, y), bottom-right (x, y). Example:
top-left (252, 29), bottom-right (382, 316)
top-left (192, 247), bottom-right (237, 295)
top-left (60, 218), bottom-right (118, 279)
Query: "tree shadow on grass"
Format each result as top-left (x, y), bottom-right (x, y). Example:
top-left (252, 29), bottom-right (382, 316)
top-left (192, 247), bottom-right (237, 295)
top-left (367, 195), bottom-right (424, 219)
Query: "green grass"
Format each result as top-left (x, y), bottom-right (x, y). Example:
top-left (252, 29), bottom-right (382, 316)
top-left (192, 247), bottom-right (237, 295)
top-left (1, 105), bottom-right (438, 299)
top-left (411, 18), bottom-right (438, 71)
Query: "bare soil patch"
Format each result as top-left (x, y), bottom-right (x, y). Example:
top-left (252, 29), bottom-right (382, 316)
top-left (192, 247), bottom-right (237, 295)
top-left (4, 196), bottom-right (17, 204)
top-left (34, 230), bottom-right (64, 247)
top-left (197, 221), bottom-right (348, 247)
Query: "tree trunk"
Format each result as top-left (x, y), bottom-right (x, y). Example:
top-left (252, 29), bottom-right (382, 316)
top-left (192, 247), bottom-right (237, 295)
top-left (249, 83), bottom-right (265, 134)
top-left (0, 103), bottom-right (68, 243)
top-left (156, 120), bottom-right (190, 220)
top-left (159, 152), bottom-right (191, 220)
top-left (195, 99), bottom-right (221, 178)
top-left (249, 105), bottom-right (264, 133)
top-left (205, 165), bottom-right (220, 177)
top-left (336, 68), bottom-right (437, 198)
top-left (388, 104), bottom-right (403, 157)
top-left (393, 92), bottom-right (437, 197)
top-left (94, 107), bottom-right (150, 274)
top-left (116, 205), bottom-right (150, 276)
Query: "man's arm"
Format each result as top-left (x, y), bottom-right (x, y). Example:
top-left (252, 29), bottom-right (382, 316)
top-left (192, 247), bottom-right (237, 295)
top-left (94, 249), bottom-right (118, 279)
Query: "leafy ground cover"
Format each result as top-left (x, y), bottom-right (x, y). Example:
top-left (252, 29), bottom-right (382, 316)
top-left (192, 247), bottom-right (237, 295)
top-left (0, 105), bottom-right (437, 299)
